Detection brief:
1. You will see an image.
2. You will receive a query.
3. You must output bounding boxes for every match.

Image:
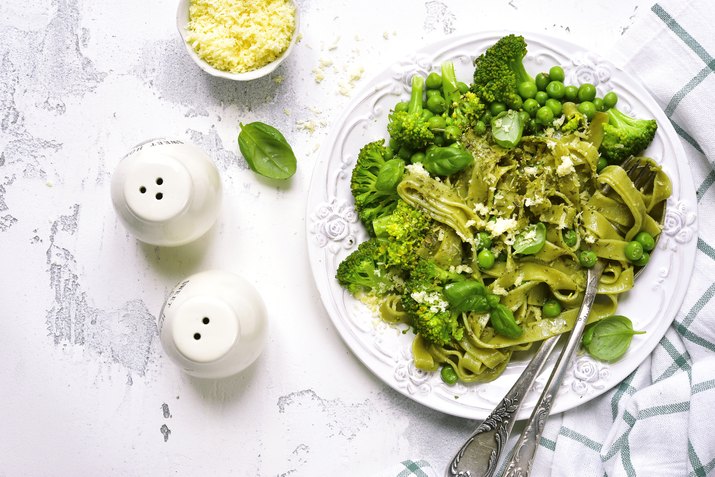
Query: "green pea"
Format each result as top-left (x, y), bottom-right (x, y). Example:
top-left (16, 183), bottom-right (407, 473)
top-left (578, 101), bottom-right (597, 120)
top-left (603, 91), bottom-right (618, 109)
top-left (523, 98), bottom-right (540, 117)
top-left (426, 95), bottom-right (446, 114)
top-left (518, 110), bottom-right (531, 126)
top-left (433, 134), bottom-right (445, 146)
top-left (546, 81), bottom-right (566, 99)
top-left (564, 85), bottom-right (579, 102)
top-left (535, 72), bottom-right (550, 91)
top-left (579, 250), bottom-right (598, 268)
top-left (440, 365), bottom-right (458, 385)
top-left (542, 298), bottom-right (562, 318)
top-left (426, 72), bottom-right (442, 90)
top-left (444, 125), bottom-right (462, 143)
top-left (478, 248), bottom-right (495, 269)
top-left (421, 109), bottom-right (434, 120)
top-left (545, 98), bottom-right (563, 116)
top-left (536, 106), bottom-right (554, 125)
top-left (508, 95), bottom-right (523, 110)
top-left (481, 111), bottom-right (492, 124)
top-left (577, 83), bottom-right (597, 102)
top-left (428, 115), bottom-right (446, 130)
top-left (633, 251), bottom-right (650, 267)
top-left (410, 151), bottom-right (425, 164)
top-left (518, 81), bottom-right (537, 99)
top-left (426, 89), bottom-right (441, 98)
top-left (535, 91), bottom-right (549, 106)
top-left (593, 97), bottom-right (604, 112)
top-left (474, 120), bottom-right (487, 135)
top-left (477, 231), bottom-right (492, 250)
top-left (457, 81), bottom-right (469, 94)
top-left (383, 148), bottom-right (394, 160)
top-left (489, 102), bottom-right (507, 116)
top-left (597, 157), bottom-right (608, 172)
top-left (624, 241), bottom-right (644, 262)
top-left (563, 229), bottom-right (578, 247)
top-left (394, 101), bottom-right (409, 113)
top-left (635, 231), bottom-right (656, 252)
top-left (549, 66), bottom-right (565, 82)
top-left (397, 146), bottom-right (413, 160)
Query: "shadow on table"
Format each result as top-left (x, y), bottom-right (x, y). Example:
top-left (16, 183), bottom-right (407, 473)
top-left (183, 351), bottom-right (262, 405)
top-left (138, 224), bottom-right (218, 282)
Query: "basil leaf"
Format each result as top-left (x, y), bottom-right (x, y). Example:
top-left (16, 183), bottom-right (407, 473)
top-left (490, 110), bottom-right (524, 149)
top-left (238, 122), bottom-right (297, 180)
top-left (444, 280), bottom-right (489, 314)
top-left (423, 145), bottom-right (474, 177)
top-left (375, 158), bottom-right (405, 192)
top-left (489, 304), bottom-right (523, 339)
top-left (513, 222), bottom-right (546, 255)
top-left (581, 315), bottom-right (645, 362)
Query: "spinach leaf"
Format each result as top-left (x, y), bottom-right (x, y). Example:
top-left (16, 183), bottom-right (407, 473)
top-left (422, 145), bottom-right (474, 177)
top-left (491, 110), bottom-right (524, 149)
top-left (375, 158), bottom-right (405, 192)
top-left (513, 222), bottom-right (546, 255)
top-left (238, 122), bottom-right (297, 180)
top-left (582, 315), bottom-right (645, 362)
top-left (489, 304), bottom-right (523, 339)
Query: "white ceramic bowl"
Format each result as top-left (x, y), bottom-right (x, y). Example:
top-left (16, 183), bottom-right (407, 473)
top-left (176, 0), bottom-right (300, 81)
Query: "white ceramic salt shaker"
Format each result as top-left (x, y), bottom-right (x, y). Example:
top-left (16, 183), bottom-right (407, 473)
top-left (159, 270), bottom-right (268, 379)
top-left (110, 138), bottom-right (222, 247)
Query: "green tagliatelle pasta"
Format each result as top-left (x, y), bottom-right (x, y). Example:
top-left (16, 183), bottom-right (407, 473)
top-left (397, 131), bottom-right (671, 383)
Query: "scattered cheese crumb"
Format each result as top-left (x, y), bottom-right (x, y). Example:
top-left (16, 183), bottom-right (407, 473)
top-left (185, 0), bottom-right (296, 74)
top-left (273, 75), bottom-right (285, 85)
top-left (556, 155), bottom-right (575, 177)
top-left (486, 217), bottom-right (518, 237)
top-left (405, 163), bottom-right (430, 177)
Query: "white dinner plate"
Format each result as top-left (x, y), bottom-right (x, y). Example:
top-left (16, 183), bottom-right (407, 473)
top-left (306, 31), bottom-right (698, 419)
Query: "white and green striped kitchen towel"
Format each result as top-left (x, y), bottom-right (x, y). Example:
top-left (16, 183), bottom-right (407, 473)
top-left (391, 1), bottom-right (715, 475)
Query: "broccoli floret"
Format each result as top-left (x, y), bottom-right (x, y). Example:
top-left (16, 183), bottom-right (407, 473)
top-left (350, 140), bottom-right (400, 234)
top-left (451, 91), bottom-right (486, 131)
top-left (387, 75), bottom-right (435, 151)
top-left (560, 101), bottom-right (588, 133)
top-left (402, 259), bottom-right (465, 346)
top-left (372, 200), bottom-right (439, 270)
top-left (472, 34), bottom-right (533, 108)
top-left (599, 107), bottom-right (658, 164)
top-left (336, 239), bottom-right (395, 297)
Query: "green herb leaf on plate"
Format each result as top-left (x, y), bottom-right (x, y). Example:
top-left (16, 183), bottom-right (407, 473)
top-left (582, 315), bottom-right (645, 362)
top-left (238, 122), bottom-right (297, 180)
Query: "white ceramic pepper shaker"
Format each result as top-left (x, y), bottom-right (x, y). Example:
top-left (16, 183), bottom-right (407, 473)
top-left (159, 270), bottom-right (268, 379)
top-left (110, 138), bottom-right (222, 247)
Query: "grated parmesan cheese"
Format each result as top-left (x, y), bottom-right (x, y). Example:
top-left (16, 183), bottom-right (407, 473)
top-left (186, 0), bottom-right (296, 74)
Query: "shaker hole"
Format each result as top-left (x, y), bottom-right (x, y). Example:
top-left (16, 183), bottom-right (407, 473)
top-left (156, 192), bottom-right (163, 200)
top-left (202, 317), bottom-right (210, 324)
top-left (193, 333), bottom-right (201, 340)
top-left (139, 186), bottom-right (147, 194)
top-left (156, 177), bottom-right (164, 185)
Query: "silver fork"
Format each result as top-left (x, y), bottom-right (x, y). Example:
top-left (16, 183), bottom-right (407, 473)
top-left (446, 157), bottom-right (658, 477)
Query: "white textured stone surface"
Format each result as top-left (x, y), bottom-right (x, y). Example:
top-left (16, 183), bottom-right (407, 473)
top-left (0, 1), bottom-right (650, 475)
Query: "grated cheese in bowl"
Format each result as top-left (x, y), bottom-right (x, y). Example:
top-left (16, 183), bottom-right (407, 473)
top-left (176, 0), bottom-right (299, 80)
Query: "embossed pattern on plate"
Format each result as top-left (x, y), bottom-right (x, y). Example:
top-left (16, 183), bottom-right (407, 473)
top-left (306, 32), bottom-right (698, 419)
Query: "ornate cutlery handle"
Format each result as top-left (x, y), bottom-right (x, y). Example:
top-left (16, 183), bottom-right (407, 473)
top-left (502, 261), bottom-right (605, 477)
top-left (446, 333), bottom-right (561, 477)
